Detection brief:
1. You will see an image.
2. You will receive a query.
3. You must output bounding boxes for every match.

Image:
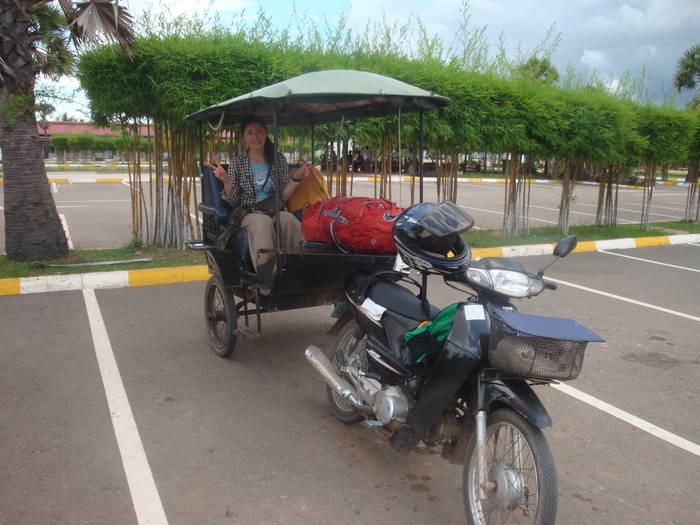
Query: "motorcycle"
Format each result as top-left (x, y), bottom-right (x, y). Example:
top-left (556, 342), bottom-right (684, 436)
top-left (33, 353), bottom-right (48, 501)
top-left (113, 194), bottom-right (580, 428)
top-left (305, 201), bottom-right (604, 524)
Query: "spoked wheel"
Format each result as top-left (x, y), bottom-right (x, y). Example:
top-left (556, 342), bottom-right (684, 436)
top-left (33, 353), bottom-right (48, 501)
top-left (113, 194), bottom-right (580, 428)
top-left (326, 321), bottom-right (365, 424)
top-left (204, 275), bottom-right (238, 357)
top-left (463, 409), bottom-right (557, 525)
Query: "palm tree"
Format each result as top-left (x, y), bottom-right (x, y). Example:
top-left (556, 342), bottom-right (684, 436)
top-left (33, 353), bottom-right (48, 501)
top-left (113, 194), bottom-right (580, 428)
top-left (673, 44), bottom-right (700, 215)
top-left (0, 0), bottom-right (134, 259)
top-left (674, 43), bottom-right (700, 107)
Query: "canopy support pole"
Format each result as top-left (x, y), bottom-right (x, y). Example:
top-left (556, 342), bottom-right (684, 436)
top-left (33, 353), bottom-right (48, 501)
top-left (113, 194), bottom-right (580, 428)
top-left (419, 108), bottom-right (425, 204)
top-left (272, 106), bottom-right (282, 251)
top-left (311, 125), bottom-right (315, 166)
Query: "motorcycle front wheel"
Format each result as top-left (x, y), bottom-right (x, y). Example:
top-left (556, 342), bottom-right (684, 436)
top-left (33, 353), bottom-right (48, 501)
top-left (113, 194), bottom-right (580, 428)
top-left (463, 408), bottom-right (557, 525)
top-left (326, 321), bottom-right (365, 424)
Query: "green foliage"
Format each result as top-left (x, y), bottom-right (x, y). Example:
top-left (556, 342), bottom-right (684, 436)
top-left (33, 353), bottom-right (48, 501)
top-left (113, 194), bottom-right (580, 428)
top-left (73, 4), bottom-right (698, 182)
top-left (50, 135), bottom-right (69, 150)
top-left (674, 43), bottom-right (700, 94)
top-left (67, 134), bottom-right (95, 152)
top-left (634, 105), bottom-right (695, 164)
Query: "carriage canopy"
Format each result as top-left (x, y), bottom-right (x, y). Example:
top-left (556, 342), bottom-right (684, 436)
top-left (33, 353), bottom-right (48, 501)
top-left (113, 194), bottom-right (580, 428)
top-left (184, 69), bottom-right (452, 127)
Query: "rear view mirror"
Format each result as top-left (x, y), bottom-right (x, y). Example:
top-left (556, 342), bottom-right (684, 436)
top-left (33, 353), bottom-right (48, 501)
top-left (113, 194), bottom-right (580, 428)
top-left (553, 236), bottom-right (578, 258)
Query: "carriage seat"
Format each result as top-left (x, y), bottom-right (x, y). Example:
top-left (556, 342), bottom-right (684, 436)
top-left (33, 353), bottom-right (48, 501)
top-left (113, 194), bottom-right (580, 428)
top-left (199, 164), bottom-right (250, 266)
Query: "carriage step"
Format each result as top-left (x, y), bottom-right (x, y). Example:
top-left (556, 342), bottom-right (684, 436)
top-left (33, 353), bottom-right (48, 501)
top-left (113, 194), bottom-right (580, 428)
top-left (185, 240), bottom-right (210, 251)
top-left (233, 328), bottom-right (261, 339)
top-left (240, 271), bottom-right (262, 286)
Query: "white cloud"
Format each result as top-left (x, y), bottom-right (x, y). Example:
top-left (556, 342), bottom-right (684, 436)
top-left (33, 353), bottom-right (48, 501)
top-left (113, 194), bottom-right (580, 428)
top-left (581, 49), bottom-right (607, 69)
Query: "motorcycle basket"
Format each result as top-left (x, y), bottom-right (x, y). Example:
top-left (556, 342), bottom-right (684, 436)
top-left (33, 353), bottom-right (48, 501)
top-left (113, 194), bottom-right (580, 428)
top-left (487, 308), bottom-right (602, 381)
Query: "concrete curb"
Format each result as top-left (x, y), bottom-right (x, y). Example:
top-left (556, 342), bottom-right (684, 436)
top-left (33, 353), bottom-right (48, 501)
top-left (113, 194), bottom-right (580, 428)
top-left (1, 234), bottom-right (698, 297)
top-left (0, 265), bottom-right (209, 297)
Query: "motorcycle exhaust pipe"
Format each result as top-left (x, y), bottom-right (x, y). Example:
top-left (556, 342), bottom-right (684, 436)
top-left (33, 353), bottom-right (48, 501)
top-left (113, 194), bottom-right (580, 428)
top-left (305, 345), bottom-right (362, 407)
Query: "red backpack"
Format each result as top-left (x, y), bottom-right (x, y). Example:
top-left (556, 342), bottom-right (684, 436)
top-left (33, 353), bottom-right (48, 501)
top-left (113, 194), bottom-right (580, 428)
top-left (301, 196), bottom-right (403, 254)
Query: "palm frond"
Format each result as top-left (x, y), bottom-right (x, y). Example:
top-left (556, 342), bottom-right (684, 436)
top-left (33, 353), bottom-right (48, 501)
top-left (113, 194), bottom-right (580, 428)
top-left (674, 43), bottom-right (700, 93)
top-left (65, 0), bottom-right (135, 56)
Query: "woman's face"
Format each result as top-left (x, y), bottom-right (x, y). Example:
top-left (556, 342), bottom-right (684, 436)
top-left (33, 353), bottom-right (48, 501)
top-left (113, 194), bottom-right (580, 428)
top-left (242, 121), bottom-right (267, 153)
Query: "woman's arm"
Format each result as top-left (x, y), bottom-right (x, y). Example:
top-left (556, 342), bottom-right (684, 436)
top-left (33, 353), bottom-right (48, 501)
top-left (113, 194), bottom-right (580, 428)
top-left (281, 159), bottom-right (310, 202)
top-left (205, 161), bottom-right (233, 199)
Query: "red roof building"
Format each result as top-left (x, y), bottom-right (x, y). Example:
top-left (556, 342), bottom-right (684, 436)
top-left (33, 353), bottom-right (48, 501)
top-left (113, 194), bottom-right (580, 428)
top-left (36, 121), bottom-right (151, 136)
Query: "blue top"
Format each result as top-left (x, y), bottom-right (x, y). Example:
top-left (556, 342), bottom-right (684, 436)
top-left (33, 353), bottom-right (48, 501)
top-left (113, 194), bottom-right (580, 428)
top-left (250, 162), bottom-right (270, 201)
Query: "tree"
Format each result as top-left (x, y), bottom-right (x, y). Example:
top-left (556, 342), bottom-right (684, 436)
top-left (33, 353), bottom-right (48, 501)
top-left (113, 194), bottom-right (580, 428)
top-left (674, 43), bottom-right (700, 108)
top-left (36, 101), bottom-right (54, 158)
top-left (0, 0), bottom-right (134, 259)
top-left (673, 44), bottom-right (700, 217)
top-left (634, 105), bottom-right (694, 230)
top-left (515, 56), bottom-right (560, 86)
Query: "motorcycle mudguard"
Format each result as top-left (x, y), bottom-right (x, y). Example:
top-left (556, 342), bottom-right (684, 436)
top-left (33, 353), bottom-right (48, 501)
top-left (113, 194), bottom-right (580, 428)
top-left (446, 377), bottom-right (553, 466)
top-left (327, 304), bottom-right (353, 336)
top-left (390, 303), bottom-right (487, 455)
top-left (475, 374), bottom-right (553, 429)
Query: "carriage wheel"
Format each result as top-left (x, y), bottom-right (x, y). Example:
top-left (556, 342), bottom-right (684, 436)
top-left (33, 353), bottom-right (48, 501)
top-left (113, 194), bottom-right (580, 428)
top-left (204, 275), bottom-right (238, 357)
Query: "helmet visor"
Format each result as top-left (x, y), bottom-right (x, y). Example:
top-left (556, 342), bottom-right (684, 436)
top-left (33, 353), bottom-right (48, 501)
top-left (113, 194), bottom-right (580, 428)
top-left (413, 201), bottom-right (474, 241)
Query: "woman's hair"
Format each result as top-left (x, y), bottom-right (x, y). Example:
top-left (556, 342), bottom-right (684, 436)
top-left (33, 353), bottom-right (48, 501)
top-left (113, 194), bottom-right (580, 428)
top-left (241, 115), bottom-right (275, 165)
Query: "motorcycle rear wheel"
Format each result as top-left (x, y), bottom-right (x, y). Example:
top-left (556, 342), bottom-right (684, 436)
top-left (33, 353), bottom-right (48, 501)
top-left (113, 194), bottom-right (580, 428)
top-left (326, 321), bottom-right (365, 424)
top-left (463, 408), bottom-right (557, 525)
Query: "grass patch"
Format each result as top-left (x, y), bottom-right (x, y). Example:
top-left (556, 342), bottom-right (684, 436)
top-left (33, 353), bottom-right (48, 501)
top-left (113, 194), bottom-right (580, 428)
top-left (1, 221), bottom-right (698, 279)
top-left (0, 242), bottom-right (205, 279)
top-left (464, 221), bottom-right (700, 248)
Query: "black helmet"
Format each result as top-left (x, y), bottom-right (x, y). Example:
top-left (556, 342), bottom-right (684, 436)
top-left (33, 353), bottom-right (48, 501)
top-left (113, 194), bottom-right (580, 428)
top-left (392, 201), bottom-right (474, 275)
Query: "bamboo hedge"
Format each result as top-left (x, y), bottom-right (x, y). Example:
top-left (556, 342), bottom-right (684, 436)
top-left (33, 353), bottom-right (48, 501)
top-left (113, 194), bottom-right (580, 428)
top-left (75, 9), bottom-right (700, 246)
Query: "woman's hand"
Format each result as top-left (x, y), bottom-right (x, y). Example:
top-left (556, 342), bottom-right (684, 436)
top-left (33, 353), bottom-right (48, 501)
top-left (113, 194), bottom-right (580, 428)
top-left (294, 159), bottom-right (311, 180)
top-left (204, 161), bottom-right (229, 184)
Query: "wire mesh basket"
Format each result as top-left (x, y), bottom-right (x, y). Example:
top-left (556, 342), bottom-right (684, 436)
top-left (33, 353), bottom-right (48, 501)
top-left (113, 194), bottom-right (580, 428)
top-left (488, 313), bottom-right (588, 381)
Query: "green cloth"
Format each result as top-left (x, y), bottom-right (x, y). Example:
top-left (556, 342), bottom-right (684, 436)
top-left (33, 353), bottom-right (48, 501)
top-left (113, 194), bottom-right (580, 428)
top-left (404, 303), bottom-right (459, 342)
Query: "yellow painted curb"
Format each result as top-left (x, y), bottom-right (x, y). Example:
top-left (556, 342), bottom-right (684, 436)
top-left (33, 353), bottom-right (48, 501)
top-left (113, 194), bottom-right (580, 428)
top-left (48, 178), bottom-right (69, 183)
top-left (181, 265), bottom-right (211, 282)
top-left (472, 247), bottom-right (504, 258)
top-left (128, 265), bottom-right (209, 287)
top-left (635, 236), bottom-right (670, 248)
top-left (0, 278), bottom-right (21, 296)
top-left (573, 241), bottom-right (598, 253)
top-left (95, 178), bottom-right (125, 183)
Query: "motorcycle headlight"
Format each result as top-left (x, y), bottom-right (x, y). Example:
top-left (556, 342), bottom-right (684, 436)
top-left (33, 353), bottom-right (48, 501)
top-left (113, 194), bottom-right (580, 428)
top-left (466, 267), bottom-right (545, 298)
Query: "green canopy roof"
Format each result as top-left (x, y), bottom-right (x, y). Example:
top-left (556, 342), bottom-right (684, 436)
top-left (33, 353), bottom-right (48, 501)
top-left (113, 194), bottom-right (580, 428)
top-left (184, 69), bottom-right (451, 127)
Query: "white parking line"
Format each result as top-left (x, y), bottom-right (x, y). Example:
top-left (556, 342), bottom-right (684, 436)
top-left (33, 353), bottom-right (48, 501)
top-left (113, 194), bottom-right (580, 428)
top-left (598, 250), bottom-right (700, 272)
top-left (546, 277), bottom-right (700, 457)
top-left (57, 199), bottom-right (131, 203)
top-left (552, 383), bottom-right (700, 457)
top-left (548, 277), bottom-right (700, 323)
top-left (83, 289), bottom-right (169, 525)
top-left (59, 214), bottom-right (74, 250)
top-left (459, 206), bottom-right (559, 225)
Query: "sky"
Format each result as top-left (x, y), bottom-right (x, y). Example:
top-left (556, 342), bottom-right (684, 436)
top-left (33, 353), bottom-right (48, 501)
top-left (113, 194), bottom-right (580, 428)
top-left (47, 0), bottom-right (700, 120)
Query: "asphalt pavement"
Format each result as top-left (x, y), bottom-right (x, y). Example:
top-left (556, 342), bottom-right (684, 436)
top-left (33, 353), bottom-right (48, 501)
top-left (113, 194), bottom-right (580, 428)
top-left (1, 172), bottom-right (699, 524)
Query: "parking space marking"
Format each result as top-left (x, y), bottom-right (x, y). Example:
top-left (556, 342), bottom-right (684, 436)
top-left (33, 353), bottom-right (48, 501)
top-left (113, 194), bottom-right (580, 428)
top-left (552, 383), bottom-right (700, 457)
top-left (83, 289), bottom-right (169, 525)
top-left (56, 199), bottom-right (131, 203)
top-left (458, 205), bottom-right (559, 225)
top-left (548, 277), bottom-right (700, 323)
top-left (530, 204), bottom-right (639, 223)
top-left (59, 214), bottom-right (74, 250)
top-left (598, 250), bottom-right (700, 272)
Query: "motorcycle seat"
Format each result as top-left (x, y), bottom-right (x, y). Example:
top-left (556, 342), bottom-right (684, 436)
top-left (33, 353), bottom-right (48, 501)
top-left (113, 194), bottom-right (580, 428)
top-left (351, 272), bottom-right (440, 321)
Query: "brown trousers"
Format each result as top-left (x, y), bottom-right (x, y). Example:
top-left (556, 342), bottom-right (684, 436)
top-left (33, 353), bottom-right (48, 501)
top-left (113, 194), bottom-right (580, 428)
top-left (240, 211), bottom-right (304, 270)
